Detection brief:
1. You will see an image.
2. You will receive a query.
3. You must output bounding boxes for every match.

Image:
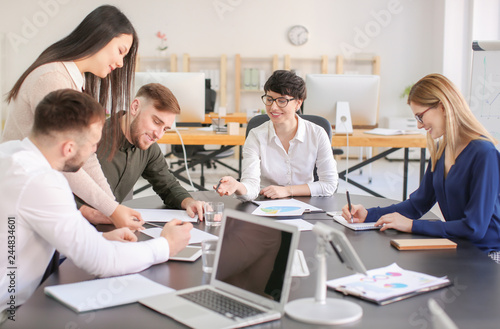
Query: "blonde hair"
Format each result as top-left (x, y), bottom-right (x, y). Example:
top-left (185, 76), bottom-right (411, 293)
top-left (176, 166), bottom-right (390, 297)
top-left (408, 73), bottom-right (497, 171)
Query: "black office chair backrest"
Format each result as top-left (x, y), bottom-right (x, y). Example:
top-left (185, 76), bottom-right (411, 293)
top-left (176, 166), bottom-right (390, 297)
top-left (246, 114), bottom-right (270, 137)
top-left (245, 114), bottom-right (332, 140)
top-left (245, 114), bottom-right (333, 182)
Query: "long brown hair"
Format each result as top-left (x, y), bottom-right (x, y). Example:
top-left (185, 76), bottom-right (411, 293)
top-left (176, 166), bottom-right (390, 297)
top-left (408, 73), bottom-right (496, 171)
top-left (6, 5), bottom-right (138, 157)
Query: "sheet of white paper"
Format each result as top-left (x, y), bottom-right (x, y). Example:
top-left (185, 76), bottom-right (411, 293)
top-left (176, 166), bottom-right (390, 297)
top-left (254, 198), bottom-right (323, 213)
top-left (134, 208), bottom-right (198, 222)
top-left (44, 274), bottom-right (173, 313)
top-left (279, 219), bottom-right (314, 231)
top-left (364, 128), bottom-right (423, 136)
top-left (142, 227), bottom-right (218, 244)
top-left (196, 126), bottom-right (214, 131)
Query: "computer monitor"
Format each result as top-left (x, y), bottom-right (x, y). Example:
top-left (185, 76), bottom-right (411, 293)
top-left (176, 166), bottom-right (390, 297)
top-left (134, 72), bottom-right (205, 124)
top-left (304, 74), bottom-right (380, 128)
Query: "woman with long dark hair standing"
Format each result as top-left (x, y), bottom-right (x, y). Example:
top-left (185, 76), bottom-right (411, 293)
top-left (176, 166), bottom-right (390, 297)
top-left (2, 5), bottom-right (144, 229)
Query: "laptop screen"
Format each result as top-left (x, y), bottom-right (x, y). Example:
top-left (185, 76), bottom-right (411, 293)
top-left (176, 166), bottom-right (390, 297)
top-left (214, 215), bottom-right (293, 303)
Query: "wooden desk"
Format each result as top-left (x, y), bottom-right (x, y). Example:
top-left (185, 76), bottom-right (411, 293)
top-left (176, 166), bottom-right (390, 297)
top-left (158, 127), bottom-right (246, 145)
top-left (332, 129), bottom-right (427, 148)
top-left (7, 193), bottom-right (500, 329)
top-left (203, 112), bottom-right (248, 125)
top-left (332, 130), bottom-right (428, 200)
top-left (158, 128), bottom-right (427, 198)
top-left (156, 128), bottom-right (245, 190)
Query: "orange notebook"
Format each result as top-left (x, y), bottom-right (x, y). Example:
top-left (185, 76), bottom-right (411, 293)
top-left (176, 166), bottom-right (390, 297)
top-left (390, 239), bottom-right (457, 250)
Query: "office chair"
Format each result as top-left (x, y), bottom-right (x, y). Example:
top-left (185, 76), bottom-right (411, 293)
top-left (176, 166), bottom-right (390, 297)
top-left (170, 79), bottom-right (235, 188)
top-left (245, 114), bottom-right (337, 182)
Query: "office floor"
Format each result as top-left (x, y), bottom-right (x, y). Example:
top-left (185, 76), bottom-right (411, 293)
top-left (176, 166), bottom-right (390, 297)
top-left (133, 148), bottom-right (444, 220)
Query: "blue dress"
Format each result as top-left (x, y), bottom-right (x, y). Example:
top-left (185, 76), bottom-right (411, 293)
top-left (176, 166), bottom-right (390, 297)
top-left (366, 139), bottom-right (500, 253)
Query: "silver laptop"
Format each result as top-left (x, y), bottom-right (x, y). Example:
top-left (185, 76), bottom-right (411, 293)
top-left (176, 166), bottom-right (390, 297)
top-left (139, 209), bottom-right (300, 329)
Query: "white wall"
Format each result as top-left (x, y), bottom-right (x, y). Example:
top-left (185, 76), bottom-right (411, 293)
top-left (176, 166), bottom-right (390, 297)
top-left (0, 0), bottom-right (446, 129)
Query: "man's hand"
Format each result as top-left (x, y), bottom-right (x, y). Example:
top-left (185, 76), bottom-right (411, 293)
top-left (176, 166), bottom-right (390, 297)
top-left (259, 185), bottom-right (290, 199)
top-left (103, 227), bottom-right (138, 242)
top-left (375, 213), bottom-right (413, 233)
top-left (80, 205), bottom-right (113, 225)
top-left (341, 204), bottom-right (368, 223)
top-left (110, 205), bottom-right (145, 230)
top-left (161, 219), bottom-right (193, 257)
top-left (181, 198), bottom-right (205, 220)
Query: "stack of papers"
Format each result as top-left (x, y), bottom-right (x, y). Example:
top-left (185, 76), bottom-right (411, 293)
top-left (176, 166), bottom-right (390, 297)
top-left (326, 263), bottom-right (450, 305)
top-left (141, 227), bottom-right (218, 244)
top-left (44, 274), bottom-right (173, 312)
top-left (134, 209), bottom-right (198, 222)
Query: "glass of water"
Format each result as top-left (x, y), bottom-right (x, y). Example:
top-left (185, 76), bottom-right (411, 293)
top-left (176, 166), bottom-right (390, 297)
top-left (201, 239), bottom-right (218, 273)
top-left (204, 202), bottom-right (224, 227)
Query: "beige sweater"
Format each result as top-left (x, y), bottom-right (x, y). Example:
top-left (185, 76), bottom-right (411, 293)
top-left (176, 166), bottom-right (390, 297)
top-left (2, 62), bottom-right (118, 216)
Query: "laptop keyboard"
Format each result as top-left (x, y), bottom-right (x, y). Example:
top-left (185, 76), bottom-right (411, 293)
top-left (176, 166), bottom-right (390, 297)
top-left (179, 289), bottom-right (264, 320)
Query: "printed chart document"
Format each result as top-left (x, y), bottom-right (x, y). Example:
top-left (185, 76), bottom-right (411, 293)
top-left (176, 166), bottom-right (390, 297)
top-left (327, 212), bottom-right (380, 231)
top-left (326, 263), bottom-right (451, 305)
top-left (364, 128), bottom-right (423, 136)
top-left (44, 274), bottom-right (173, 312)
top-left (134, 208), bottom-right (198, 222)
top-left (142, 227), bottom-right (218, 244)
top-left (252, 198), bottom-right (323, 217)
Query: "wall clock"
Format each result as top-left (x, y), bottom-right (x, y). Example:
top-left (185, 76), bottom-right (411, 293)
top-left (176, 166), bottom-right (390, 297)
top-left (288, 25), bottom-right (309, 46)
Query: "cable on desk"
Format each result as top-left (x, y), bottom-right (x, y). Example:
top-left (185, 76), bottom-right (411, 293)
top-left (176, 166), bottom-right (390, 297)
top-left (174, 128), bottom-right (197, 191)
top-left (341, 120), bottom-right (350, 192)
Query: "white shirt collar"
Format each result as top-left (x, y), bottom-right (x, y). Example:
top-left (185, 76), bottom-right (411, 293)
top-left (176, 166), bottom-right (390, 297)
top-left (62, 61), bottom-right (85, 91)
top-left (267, 114), bottom-right (305, 143)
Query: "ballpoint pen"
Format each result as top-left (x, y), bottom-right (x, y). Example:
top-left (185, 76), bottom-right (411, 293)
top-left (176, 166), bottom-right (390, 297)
top-left (214, 178), bottom-right (222, 192)
top-left (346, 190), bottom-right (354, 223)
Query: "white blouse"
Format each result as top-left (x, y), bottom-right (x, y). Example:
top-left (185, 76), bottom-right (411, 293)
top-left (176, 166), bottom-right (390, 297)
top-left (239, 115), bottom-right (338, 201)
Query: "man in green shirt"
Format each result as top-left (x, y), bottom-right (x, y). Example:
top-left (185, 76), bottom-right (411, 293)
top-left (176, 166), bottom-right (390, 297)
top-left (79, 83), bottom-right (204, 226)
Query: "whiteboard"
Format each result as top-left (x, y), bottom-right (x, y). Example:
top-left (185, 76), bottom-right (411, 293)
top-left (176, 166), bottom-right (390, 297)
top-left (469, 40), bottom-right (500, 149)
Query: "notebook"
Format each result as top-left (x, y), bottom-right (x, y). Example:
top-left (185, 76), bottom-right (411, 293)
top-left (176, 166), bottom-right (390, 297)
top-left (390, 239), bottom-right (457, 250)
top-left (139, 209), bottom-right (300, 329)
top-left (44, 274), bottom-right (173, 312)
top-left (327, 212), bottom-right (380, 231)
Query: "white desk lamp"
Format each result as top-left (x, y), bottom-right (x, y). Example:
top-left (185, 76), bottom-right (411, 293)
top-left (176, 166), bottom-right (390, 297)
top-left (284, 222), bottom-right (366, 325)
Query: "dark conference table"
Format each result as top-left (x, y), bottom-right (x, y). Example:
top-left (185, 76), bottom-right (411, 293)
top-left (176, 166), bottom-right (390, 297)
top-left (5, 192), bottom-right (500, 329)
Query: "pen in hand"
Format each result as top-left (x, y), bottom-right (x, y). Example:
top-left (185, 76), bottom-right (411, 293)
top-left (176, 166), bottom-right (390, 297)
top-left (214, 178), bottom-right (222, 192)
top-left (346, 190), bottom-right (354, 223)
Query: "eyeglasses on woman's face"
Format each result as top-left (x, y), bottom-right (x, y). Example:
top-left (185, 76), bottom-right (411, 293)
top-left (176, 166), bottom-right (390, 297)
top-left (415, 105), bottom-right (436, 124)
top-left (261, 95), bottom-right (295, 108)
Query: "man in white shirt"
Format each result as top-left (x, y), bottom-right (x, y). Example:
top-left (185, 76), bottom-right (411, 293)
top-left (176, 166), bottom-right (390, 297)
top-left (0, 89), bottom-right (192, 323)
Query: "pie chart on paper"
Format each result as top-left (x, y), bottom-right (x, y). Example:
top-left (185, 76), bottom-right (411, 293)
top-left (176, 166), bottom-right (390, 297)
top-left (260, 206), bottom-right (302, 214)
top-left (252, 204), bottom-right (305, 217)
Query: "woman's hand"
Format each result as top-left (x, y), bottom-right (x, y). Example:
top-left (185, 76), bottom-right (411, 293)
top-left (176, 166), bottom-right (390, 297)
top-left (259, 185), bottom-right (291, 199)
top-left (375, 213), bottom-right (413, 232)
top-left (341, 203), bottom-right (368, 223)
top-left (214, 176), bottom-right (245, 196)
top-left (110, 205), bottom-right (145, 230)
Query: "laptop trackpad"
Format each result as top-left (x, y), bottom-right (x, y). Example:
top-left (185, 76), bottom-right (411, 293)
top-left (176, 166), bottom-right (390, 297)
top-left (167, 303), bottom-right (235, 328)
top-left (169, 304), bottom-right (212, 318)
